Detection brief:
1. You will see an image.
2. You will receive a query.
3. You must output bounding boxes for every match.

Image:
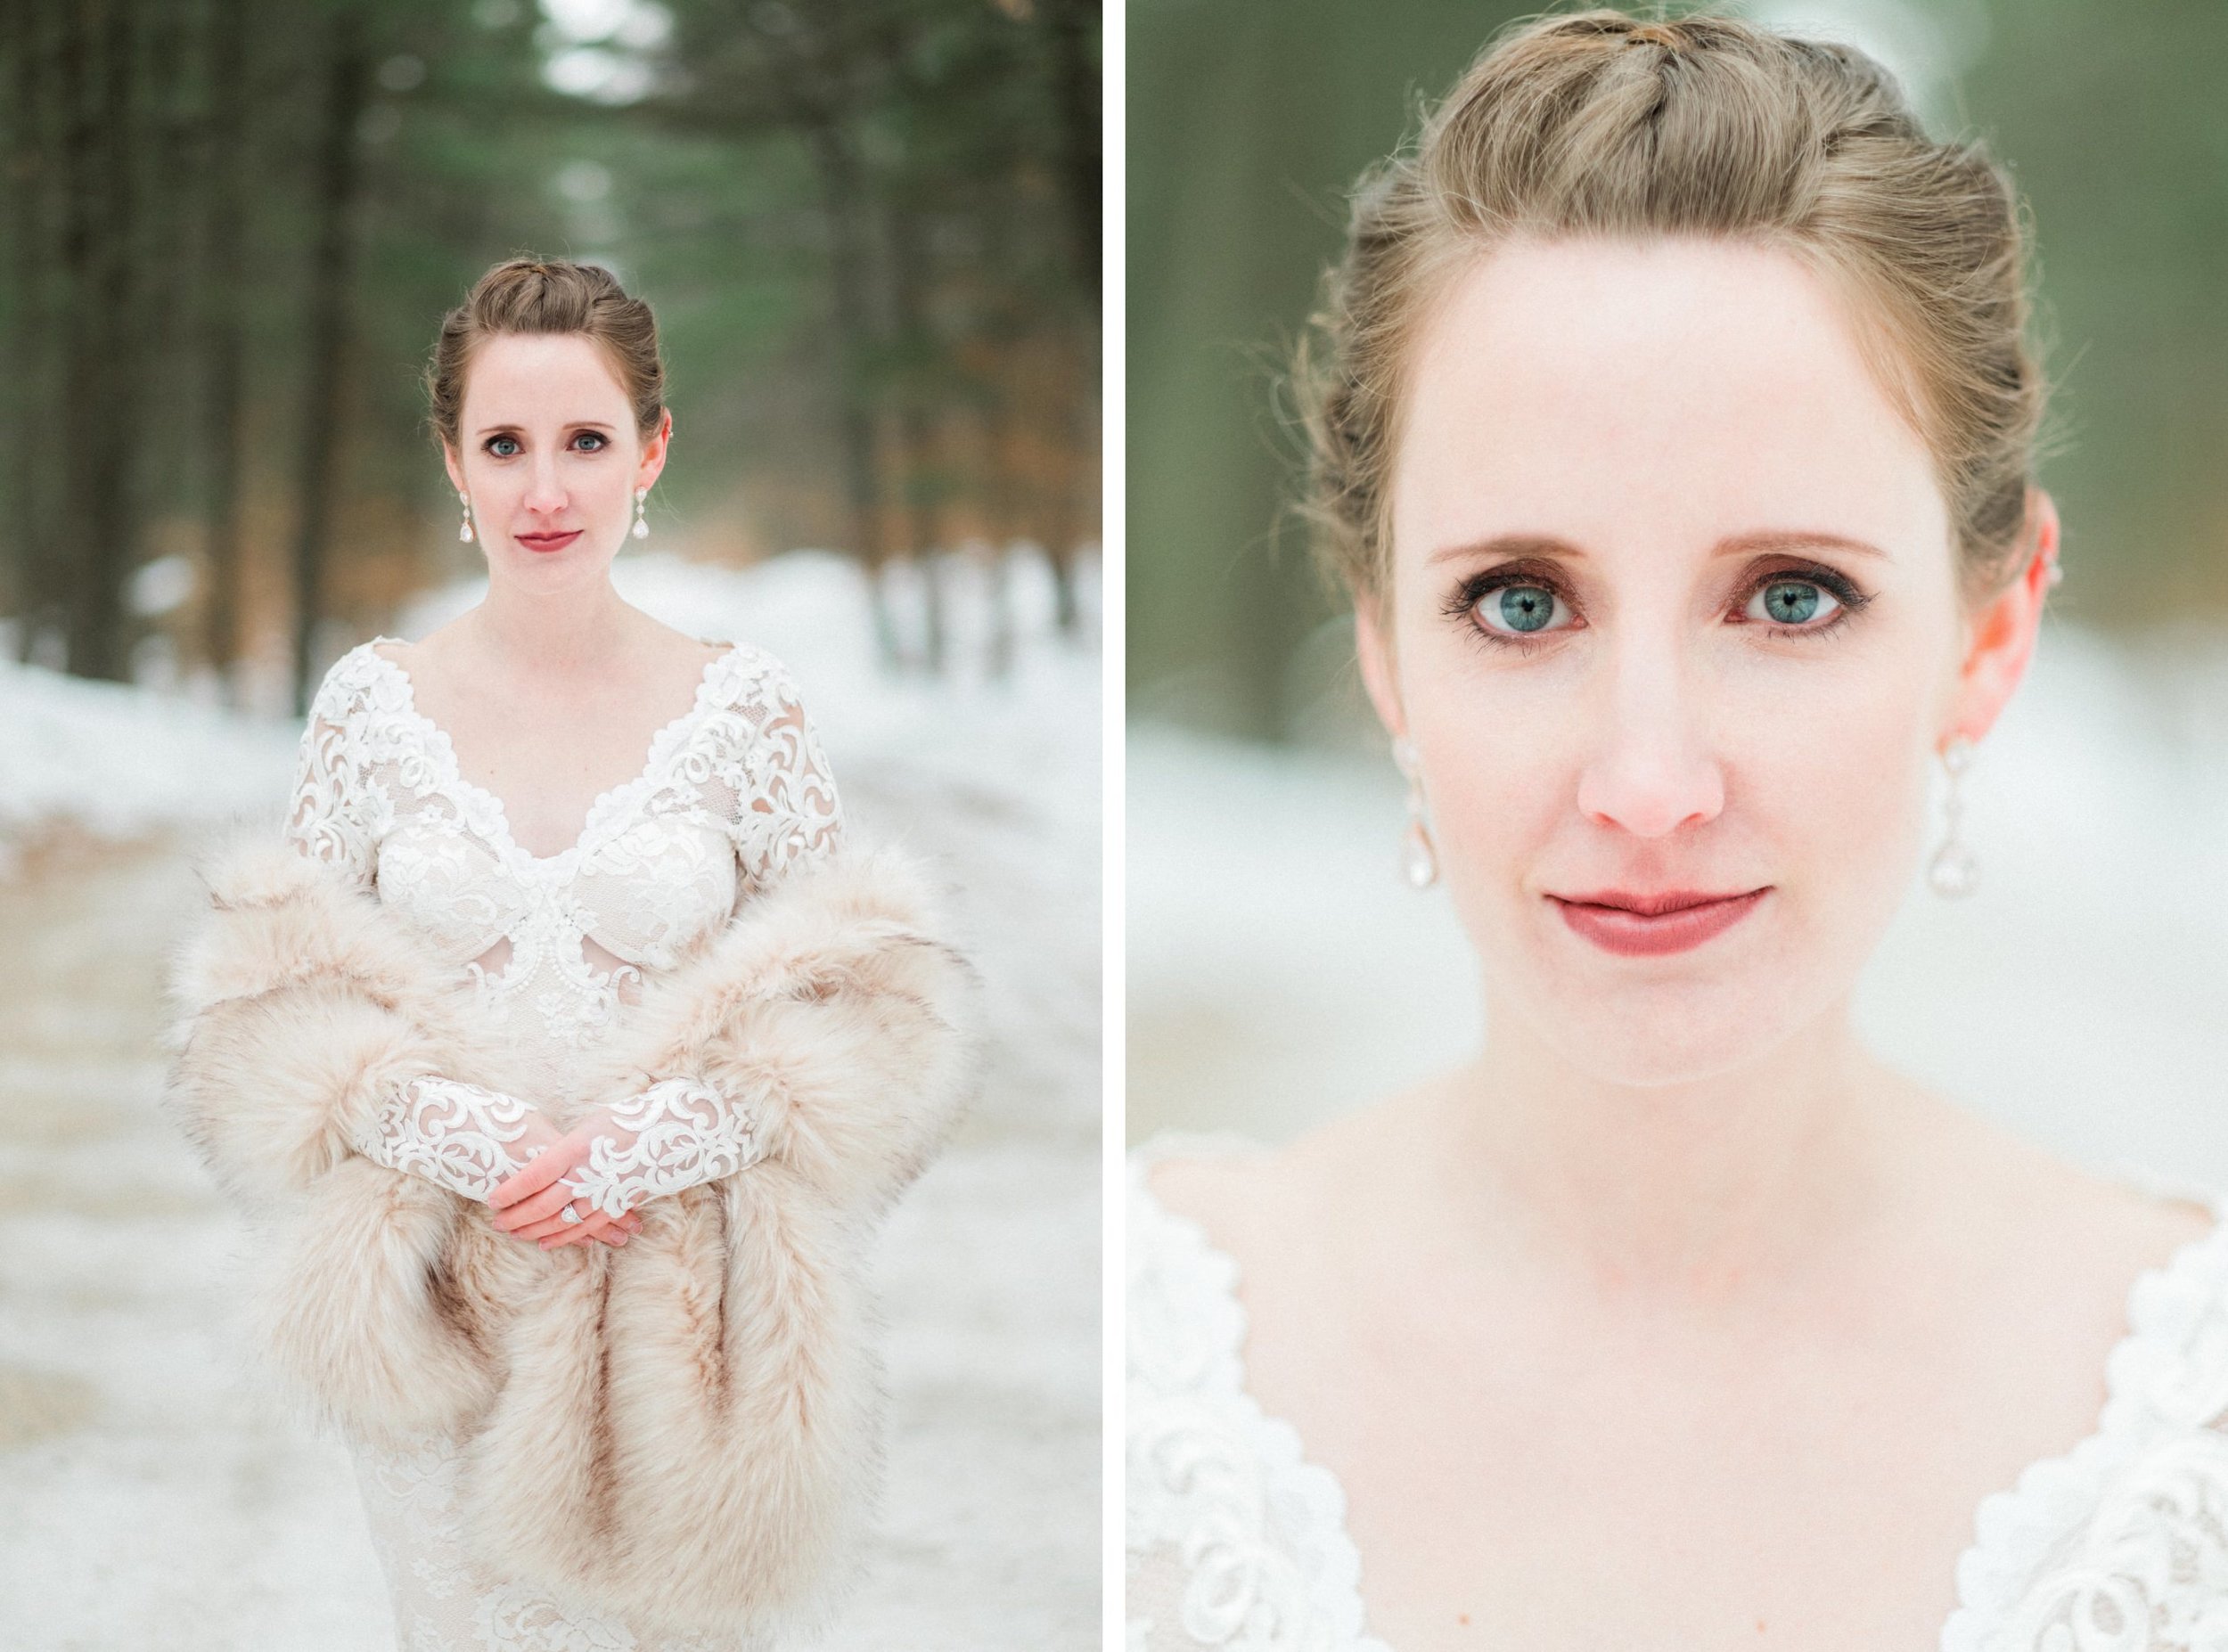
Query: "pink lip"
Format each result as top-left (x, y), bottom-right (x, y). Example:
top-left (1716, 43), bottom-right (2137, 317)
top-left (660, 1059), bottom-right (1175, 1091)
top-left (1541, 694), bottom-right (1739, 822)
top-left (1549, 887), bottom-right (1769, 958)
top-left (516, 530), bottom-right (581, 553)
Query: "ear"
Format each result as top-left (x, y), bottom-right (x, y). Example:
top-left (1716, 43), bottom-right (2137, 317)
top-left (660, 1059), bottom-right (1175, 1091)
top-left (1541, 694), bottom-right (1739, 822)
top-left (1944, 489), bottom-right (2060, 748)
top-left (440, 442), bottom-right (466, 498)
top-left (635, 409), bottom-right (673, 493)
top-left (1354, 594), bottom-right (1408, 745)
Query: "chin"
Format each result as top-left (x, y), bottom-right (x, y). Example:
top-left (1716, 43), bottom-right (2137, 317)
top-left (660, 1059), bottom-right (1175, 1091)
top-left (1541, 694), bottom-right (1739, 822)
top-left (1524, 992), bottom-right (1793, 1089)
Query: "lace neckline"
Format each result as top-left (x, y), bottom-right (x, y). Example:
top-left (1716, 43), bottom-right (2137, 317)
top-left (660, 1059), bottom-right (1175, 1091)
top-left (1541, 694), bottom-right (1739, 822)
top-left (357, 635), bottom-right (742, 876)
top-left (1128, 1132), bottom-right (2228, 1652)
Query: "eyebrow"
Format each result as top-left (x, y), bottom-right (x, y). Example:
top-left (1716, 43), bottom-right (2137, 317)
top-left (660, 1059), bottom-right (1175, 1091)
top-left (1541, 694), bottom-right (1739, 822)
top-left (1424, 534), bottom-right (1582, 568)
top-left (1424, 528), bottom-right (1888, 567)
top-left (470, 420), bottom-right (618, 438)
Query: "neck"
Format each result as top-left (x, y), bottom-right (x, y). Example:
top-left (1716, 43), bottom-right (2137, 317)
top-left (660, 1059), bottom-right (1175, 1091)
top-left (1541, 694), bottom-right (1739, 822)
top-left (1430, 1002), bottom-right (1913, 1303)
top-left (468, 573), bottom-right (635, 680)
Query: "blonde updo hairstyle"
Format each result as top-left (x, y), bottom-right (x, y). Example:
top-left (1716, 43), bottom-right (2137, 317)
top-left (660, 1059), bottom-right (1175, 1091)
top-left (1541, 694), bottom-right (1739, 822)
top-left (428, 257), bottom-right (668, 453)
top-left (1298, 9), bottom-right (2048, 615)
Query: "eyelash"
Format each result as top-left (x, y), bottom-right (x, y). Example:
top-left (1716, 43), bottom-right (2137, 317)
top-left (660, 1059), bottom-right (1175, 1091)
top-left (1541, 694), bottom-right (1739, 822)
top-left (1441, 561), bottom-right (1875, 650)
top-left (480, 431), bottom-right (610, 458)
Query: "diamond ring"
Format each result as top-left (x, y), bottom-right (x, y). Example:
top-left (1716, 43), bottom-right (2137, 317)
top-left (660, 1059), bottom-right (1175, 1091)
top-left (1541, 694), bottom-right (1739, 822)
top-left (559, 1204), bottom-right (584, 1225)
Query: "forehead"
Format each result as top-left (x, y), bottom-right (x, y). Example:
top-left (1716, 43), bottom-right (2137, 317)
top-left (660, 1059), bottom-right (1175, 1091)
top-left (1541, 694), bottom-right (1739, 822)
top-left (1388, 236), bottom-right (1948, 568)
top-left (462, 331), bottom-right (631, 424)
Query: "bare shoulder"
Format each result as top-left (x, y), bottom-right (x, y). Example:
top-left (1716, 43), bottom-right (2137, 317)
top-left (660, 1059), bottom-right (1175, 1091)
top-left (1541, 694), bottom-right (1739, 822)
top-left (624, 603), bottom-right (728, 663)
top-left (1147, 1096), bottom-right (1415, 1272)
top-left (1927, 1098), bottom-right (2217, 1323)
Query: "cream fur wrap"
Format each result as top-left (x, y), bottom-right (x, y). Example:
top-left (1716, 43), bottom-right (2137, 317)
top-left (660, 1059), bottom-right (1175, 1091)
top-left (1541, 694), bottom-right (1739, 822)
top-left (161, 833), bottom-right (978, 1640)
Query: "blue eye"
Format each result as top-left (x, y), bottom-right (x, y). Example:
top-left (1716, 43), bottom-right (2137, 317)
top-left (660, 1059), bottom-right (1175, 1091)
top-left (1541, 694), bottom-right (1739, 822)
top-left (487, 435), bottom-right (520, 458)
top-left (1748, 579), bottom-right (1839, 627)
top-left (1475, 584), bottom-right (1568, 637)
top-left (572, 430), bottom-right (607, 452)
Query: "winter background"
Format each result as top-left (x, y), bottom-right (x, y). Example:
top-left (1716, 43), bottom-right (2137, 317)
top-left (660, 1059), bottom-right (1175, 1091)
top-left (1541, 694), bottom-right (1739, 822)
top-left (0, 548), bottom-right (1102, 1649)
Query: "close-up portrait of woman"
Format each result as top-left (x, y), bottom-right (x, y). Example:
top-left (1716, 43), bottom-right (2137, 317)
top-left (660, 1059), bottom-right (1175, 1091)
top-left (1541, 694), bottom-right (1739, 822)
top-left (0, 4), bottom-right (1100, 1648)
top-left (1128, 5), bottom-right (2228, 1649)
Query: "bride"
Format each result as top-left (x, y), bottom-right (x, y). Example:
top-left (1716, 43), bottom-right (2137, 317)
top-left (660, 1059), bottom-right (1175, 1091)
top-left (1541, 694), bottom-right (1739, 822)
top-left (168, 258), bottom-right (973, 1648)
top-left (1128, 12), bottom-right (2228, 1651)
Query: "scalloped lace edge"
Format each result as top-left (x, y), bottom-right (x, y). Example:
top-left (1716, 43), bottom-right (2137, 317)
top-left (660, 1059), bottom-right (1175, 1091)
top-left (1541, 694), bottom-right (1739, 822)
top-left (352, 637), bottom-right (756, 875)
top-left (1128, 1133), bottom-right (1393, 1652)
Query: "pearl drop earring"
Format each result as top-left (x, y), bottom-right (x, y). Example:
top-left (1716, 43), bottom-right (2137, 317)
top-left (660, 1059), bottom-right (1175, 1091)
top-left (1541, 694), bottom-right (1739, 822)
top-left (1392, 737), bottom-right (1438, 890)
top-left (1928, 736), bottom-right (1979, 899)
top-left (457, 490), bottom-right (474, 544)
top-left (632, 487), bottom-right (649, 541)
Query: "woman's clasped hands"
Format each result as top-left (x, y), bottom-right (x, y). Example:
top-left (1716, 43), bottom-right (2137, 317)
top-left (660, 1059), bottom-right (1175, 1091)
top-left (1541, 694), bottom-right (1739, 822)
top-left (493, 1106), bottom-right (646, 1249)
top-left (492, 1077), bottom-right (759, 1249)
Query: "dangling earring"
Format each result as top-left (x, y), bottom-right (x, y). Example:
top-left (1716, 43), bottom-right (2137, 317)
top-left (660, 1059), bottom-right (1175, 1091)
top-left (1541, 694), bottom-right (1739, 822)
top-left (631, 487), bottom-right (650, 541)
top-left (1391, 737), bottom-right (1438, 889)
top-left (457, 489), bottom-right (474, 544)
top-left (1928, 736), bottom-right (1979, 899)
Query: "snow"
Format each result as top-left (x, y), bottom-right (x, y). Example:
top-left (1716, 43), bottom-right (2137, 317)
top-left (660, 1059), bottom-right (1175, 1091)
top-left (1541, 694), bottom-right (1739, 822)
top-left (1129, 621), bottom-right (2228, 1191)
top-left (0, 547), bottom-right (1101, 1649)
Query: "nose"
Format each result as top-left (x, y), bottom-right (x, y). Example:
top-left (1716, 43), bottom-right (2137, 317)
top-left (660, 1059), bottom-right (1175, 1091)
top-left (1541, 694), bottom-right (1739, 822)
top-left (1573, 635), bottom-right (1725, 839)
top-left (521, 451), bottom-right (568, 515)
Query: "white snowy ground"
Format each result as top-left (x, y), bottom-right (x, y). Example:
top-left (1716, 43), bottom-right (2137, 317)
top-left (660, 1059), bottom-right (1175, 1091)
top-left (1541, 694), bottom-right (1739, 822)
top-left (0, 549), bottom-right (1101, 1649)
top-left (1131, 619), bottom-right (2228, 1192)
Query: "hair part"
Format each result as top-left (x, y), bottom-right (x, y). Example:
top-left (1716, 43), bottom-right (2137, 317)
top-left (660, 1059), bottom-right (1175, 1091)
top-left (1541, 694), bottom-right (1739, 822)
top-left (427, 257), bottom-right (667, 451)
top-left (1297, 8), bottom-right (2047, 611)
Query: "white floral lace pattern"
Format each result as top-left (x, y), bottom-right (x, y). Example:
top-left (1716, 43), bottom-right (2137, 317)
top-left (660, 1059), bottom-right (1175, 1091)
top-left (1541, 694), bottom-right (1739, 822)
top-left (356, 1076), bottom-right (538, 1203)
top-left (285, 638), bottom-right (843, 1106)
top-left (285, 635), bottom-right (837, 1646)
top-left (1127, 1136), bottom-right (2228, 1652)
top-left (564, 1077), bottom-right (759, 1219)
top-left (1126, 1141), bottom-right (1389, 1652)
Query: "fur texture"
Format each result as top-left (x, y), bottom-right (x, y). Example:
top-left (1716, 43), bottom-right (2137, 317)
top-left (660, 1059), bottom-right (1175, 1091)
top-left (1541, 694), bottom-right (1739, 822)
top-left (163, 835), bottom-right (978, 1639)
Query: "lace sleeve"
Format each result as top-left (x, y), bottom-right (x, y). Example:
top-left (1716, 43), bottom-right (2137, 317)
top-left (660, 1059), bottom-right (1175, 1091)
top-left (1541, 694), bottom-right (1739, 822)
top-left (728, 658), bottom-right (843, 888)
top-left (355, 1077), bottom-right (547, 1203)
top-left (284, 655), bottom-right (381, 891)
top-left (561, 1076), bottom-right (761, 1219)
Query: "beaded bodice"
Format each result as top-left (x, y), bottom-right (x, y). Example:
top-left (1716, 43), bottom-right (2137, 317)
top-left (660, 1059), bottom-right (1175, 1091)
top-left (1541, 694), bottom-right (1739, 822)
top-left (285, 637), bottom-right (841, 1107)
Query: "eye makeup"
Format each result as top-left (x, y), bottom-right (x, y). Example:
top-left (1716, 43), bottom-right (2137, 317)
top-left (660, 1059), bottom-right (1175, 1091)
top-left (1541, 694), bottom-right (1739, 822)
top-left (1438, 552), bottom-right (1877, 650)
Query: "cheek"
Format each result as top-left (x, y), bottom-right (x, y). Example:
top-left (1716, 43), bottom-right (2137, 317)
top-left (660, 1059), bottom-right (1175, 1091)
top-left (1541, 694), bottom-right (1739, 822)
top-left (1398, 637), bottom-right (1581, 912)
top-left (1720, 658), bottom-right (1936, 923)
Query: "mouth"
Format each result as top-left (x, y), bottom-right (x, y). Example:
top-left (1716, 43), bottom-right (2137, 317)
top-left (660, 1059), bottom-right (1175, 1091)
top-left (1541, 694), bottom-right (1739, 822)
top-left (1548, 887), bottom-right (1769, 958)
top-left (515, 529), bottom-right (582, 554)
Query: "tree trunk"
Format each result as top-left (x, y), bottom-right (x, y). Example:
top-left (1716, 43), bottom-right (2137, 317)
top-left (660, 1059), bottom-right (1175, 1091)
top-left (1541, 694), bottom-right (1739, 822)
top-left (881, 196), bottom-right (944, 673)
top-left (4, 0), bottom-right (53, 645)
top-left (1041, 0), bottom-right (1100, 305)
top-left (803, 112), bottom-right (900, 668)
top-left (54, 2), bottom-right (105, 674)
top-left (65, 0), bottom-right (144, 682)
top-left (290, 2), bottom-right (369, 717)
top-left (198, 0), bottom-right (250, 693)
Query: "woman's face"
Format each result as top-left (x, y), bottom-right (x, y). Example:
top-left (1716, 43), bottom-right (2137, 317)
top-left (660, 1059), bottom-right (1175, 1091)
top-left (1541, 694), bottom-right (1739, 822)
top-left (443, 331), bottom-right (668, 593)
top-left (1360, 236), bottom-right (2045, 1087)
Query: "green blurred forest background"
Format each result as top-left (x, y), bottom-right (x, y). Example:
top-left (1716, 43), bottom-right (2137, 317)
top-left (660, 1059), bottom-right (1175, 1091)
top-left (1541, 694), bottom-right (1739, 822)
top-left (0, 0), bottom-right (1101, 714)
top-left (1128, 0), bottom-right (2228, 740)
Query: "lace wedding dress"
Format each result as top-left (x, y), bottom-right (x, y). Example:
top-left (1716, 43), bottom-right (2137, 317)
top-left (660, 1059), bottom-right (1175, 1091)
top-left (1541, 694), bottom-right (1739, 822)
top-left (286, 637), bottom-right (841, 1652)
top-left (1127, 1136), bottom-right (2228, 1652)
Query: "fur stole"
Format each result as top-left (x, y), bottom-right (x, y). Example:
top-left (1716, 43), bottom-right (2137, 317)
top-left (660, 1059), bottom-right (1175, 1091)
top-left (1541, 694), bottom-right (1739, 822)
top-left (162, 833), bottom-right (977, 1639)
